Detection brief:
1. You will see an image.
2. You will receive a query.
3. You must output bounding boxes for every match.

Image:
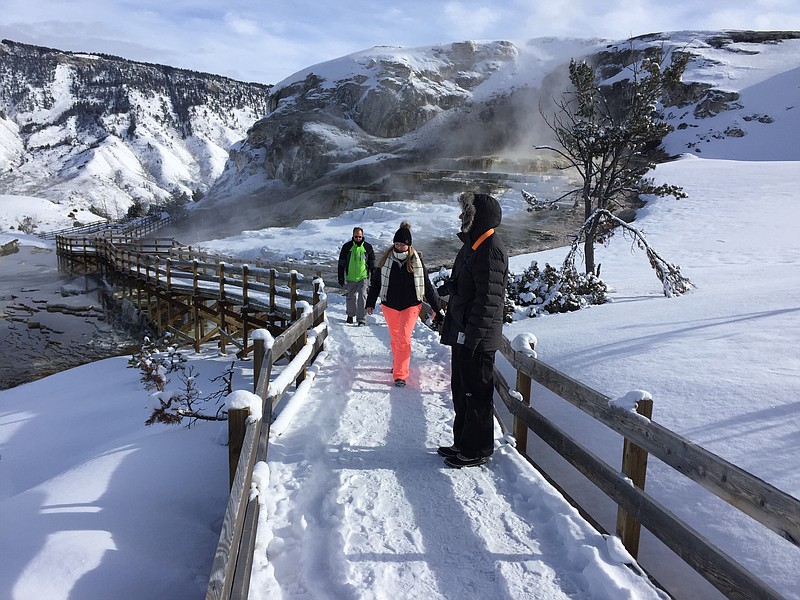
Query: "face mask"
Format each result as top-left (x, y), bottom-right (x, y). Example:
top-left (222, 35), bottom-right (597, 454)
top-left (392, 250), bottom-right (408, 260)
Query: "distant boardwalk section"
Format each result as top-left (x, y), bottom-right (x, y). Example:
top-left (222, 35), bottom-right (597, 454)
top-left (55, 215), bottom-right (325, 356)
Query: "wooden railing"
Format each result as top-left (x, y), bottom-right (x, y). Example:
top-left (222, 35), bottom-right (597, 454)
top-left (58, 235), bottom-right (315, 314)
top-left (97, 243), bottom-right (315, 312)
top-left (206, 300), bottom-right (328, 600)
top-left (43, 214), bottom-right (170, 240)
top-left (37, 218), bottom-right (110, 240)
top-left (56, 223), bottom-right (322, 354)
top-left (53, 214), bottom-right (331, 599)
top-left (495, 335), bottom-right (800, 600)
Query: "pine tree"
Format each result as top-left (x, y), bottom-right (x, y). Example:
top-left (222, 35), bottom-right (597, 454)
top-left (540, 44), bottom-right (689, 278)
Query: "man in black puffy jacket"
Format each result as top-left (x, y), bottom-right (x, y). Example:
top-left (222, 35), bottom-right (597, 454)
top-left (438, 192), bottom-right (508, 468)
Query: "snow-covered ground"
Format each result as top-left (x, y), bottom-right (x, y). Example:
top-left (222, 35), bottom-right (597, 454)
top-left (0, 351), bottom-right (234, 600)
top-left (0, 194), bottom-right (103, 234)
top-left (1, 155), bottom-right (798, 599)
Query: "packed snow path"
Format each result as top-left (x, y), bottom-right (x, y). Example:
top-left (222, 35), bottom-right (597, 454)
top-left (248, 299), bottom-right (667, 600)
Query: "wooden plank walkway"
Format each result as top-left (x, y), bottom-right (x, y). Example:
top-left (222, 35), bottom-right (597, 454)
top-left (55, 216), bottom-right (323, 356)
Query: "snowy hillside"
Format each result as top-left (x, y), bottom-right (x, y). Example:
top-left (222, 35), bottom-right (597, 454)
top-left (658, 31), bottom-right (800, 160)
top-left (0, 40), bottom-right (271, 220)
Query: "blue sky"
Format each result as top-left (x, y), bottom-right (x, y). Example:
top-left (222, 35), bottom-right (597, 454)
top-left (2, 0), bottom-right (799, 84)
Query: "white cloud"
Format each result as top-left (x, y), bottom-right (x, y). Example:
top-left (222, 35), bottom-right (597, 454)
top-left (443, 2), bottom-right (503, 37)
top-left (224, 12), bottom-right (262, 37)
top-left (1, 0), bottom-right (800, 83)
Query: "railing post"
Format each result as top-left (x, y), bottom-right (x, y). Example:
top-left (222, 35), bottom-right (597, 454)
top-left (241, 265), bottom-right (250, 357)
top-left (513, 340), bottom-right (535, 456)
top-left (193, 259), bottom-right (201, 353)
top-left (253, 337), bottom-right (264, 394)
top-left (241, 265), bottom-right (249, 306)
top-left (514, 370), bottom-right (531, 455)
top-left (227, 405), bottom-right (249, 490)
top-left (290, 271), bottom-right (298, 320)
top-left (296, 326), bottom-right (308, 387)
top-left (95, 235), bottom-right (103, 275)
top-left (615, 397), bottom-right (654, 559)
top-left (313, 274), bottom-right (323, 327)
top-left (269, 269), bottom-right (276, 317)
top-left (219, 262), bottom-right (226, 301)
top-left (219, 262), bottom-right (227, 354)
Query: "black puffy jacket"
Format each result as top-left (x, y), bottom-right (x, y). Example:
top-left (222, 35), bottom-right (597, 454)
top-left (440, 194), bottom-right (508, 352)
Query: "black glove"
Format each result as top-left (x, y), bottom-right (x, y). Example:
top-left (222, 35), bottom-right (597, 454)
top-left (338, 278), bottom-right (345, 287)
top-left (431, 310), bottom-right (444, 331)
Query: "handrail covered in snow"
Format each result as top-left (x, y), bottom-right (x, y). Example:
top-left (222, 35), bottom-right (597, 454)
top-left (494, 335), bottom-right (799, 600)
top-left (206, 300), bottom-right (328, 600)
top-left (44, 214), bottom-right (171, 240)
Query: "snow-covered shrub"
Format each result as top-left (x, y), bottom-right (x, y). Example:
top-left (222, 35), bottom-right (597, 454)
top-left (431, 265), bottom-right (517, 323)
top-left (507, 261), bottom-right (607, 318)
top-left (429, 267), bottom-right (451, 297)
top-left (146, 366), bottom-right (200, 426)
top-left (129, 334), bottom-right (232, 426)
top-left (16, 215), bottom-right (38, 234)
top-left (128, 333), bottom-right (186, 392)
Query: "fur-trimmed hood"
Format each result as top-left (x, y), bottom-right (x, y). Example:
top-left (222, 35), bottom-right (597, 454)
top-left (441, 191), bottom-right (508, 352)
top-left (458, 192), bottom-right (502, 243)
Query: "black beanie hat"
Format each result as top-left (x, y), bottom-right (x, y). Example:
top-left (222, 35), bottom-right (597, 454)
top-left (393, 221), bottom-right (412, 245)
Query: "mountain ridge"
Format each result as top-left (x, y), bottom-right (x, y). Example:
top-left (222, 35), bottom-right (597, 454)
top-left (195, 31), bottom-right (800, 230)
top-left (0, 38), bottom-right (271, 220)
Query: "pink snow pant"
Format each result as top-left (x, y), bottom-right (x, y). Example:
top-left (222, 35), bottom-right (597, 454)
top-left (381, 304), bottom-right (421, 381)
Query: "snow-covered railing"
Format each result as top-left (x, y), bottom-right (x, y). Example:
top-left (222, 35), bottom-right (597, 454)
top-left (37, 218), bottom-right (110, 240)
top-left (206, 300), bottom-right (328, 600)
top-left (495, 334), bottom-right (799, 600)
top-left (55, 232), bottom-right (322, 354)
top-left (49, 214), bottom-right (171, 242)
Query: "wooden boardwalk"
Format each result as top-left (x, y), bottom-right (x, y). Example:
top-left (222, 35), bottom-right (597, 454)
top-left (55, 216), bottom-right (323, 356)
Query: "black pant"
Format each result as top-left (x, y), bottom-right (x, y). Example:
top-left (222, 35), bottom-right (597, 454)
top-left (451, 344), bottom-right (496, 458)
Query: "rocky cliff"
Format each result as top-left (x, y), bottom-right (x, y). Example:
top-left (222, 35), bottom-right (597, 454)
top-left (194, 38), bottom-right (583, 233)
top-left (197, 31), bottom-right (800, 235)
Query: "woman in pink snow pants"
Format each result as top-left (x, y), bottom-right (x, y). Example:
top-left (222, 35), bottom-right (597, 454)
top-left (365, 221), bottom-right (442, 387)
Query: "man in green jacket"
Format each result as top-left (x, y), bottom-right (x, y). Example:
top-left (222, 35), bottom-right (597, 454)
top-left (337, 227), bottom-right (375, 325)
